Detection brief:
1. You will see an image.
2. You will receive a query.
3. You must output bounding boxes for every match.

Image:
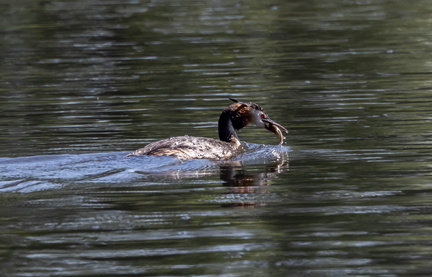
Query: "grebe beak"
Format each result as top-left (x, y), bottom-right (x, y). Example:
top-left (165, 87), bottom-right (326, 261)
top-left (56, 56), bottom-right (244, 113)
top-left (262, 118), bottom-right (288, 145)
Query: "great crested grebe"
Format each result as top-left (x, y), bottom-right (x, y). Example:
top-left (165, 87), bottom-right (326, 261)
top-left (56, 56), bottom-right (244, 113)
top-left (127, 98), bottom-right (288, 161)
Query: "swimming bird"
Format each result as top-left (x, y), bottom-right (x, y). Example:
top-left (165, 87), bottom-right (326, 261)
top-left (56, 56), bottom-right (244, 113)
top-left (127, 98), bottom-right (288, 161)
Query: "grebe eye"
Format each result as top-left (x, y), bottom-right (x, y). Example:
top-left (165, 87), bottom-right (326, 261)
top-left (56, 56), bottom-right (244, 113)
top-left (260, 113), bottom-right (266, 119)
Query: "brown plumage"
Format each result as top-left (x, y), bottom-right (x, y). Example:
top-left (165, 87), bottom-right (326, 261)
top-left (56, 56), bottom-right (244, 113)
top-left (127, 99), bottom-right (288, 161)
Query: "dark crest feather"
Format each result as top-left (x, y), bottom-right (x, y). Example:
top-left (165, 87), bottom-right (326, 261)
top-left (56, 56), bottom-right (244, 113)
top-left (229, 98), bottom-right (248, 107)
top-left (229, 98), bottom-right (262, 110)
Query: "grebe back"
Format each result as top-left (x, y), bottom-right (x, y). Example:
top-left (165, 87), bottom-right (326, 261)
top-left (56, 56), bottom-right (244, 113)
top-left (127, 99), bottom-right (288, 161)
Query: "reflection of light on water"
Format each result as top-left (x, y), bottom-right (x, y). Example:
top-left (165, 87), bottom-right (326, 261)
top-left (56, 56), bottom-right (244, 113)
top-left (0, 143), bottom-right (289, 194)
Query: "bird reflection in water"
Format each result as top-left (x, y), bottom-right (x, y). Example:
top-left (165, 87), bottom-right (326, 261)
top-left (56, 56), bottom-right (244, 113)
top-left (136, 151), bottom-right (289, 208)
top-left (218, 154), bottom-right (289, 208)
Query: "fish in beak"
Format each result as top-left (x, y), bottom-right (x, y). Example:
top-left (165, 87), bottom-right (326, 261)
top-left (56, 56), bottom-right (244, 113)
top-left (262, 118), bottom-right (288, 144)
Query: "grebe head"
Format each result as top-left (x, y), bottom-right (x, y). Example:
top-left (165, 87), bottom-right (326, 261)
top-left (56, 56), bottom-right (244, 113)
top-left (228, 98), bottom-right (288, 144)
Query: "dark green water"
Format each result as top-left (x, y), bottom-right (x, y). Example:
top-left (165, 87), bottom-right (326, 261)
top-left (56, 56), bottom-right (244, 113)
top-left (2, 0), bottom-right (432, 276)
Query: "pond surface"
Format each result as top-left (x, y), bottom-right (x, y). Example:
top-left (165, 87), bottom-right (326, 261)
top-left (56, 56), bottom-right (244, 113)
top-left (2, 0), bottom-right (432, 276)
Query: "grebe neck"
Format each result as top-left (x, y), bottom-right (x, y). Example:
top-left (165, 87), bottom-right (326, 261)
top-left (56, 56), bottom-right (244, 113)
top-left (218, 109), bottom-right (239, 143)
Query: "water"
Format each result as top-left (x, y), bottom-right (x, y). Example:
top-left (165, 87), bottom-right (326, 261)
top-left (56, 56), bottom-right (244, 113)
top-left (2, 0), bottom-right (432, 276)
